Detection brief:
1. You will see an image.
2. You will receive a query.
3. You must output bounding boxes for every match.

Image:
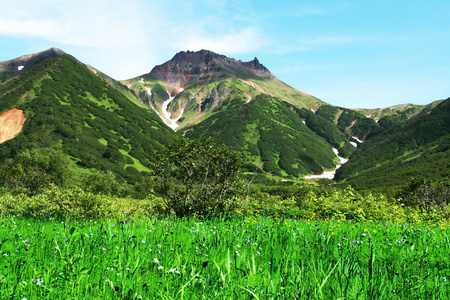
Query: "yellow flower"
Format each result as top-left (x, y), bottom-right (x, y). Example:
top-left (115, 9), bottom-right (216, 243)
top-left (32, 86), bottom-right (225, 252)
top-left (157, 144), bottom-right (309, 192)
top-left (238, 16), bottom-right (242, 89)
top-left (364, 229), bottom-right (368, 232)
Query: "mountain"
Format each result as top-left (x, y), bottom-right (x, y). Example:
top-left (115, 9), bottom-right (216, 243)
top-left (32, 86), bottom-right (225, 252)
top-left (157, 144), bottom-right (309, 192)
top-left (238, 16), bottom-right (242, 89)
top-left (2, 48), bottom-right (446, 187)
top-left (123, 50), bottom-right (326, 130)
top-left (124, 50), bottom-right (394, 178)
top-left (0, 49), bottom-right (177, 184)
top-left (335, 98), bottom-right (450, 191)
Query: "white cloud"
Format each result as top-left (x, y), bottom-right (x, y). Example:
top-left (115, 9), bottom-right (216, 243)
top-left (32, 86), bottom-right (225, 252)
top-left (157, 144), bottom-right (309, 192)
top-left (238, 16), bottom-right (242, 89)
top-left (174, 27), bottom-right (269, 55)
top-left (0, 0), bottom-right (149, 49)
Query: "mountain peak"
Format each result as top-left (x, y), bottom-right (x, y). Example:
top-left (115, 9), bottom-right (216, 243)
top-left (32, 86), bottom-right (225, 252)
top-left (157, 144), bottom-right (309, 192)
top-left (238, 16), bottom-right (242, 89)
top-left (147, 49), bottom-right (272, 89)
top-left (0, 47), bottom-right (69, 83)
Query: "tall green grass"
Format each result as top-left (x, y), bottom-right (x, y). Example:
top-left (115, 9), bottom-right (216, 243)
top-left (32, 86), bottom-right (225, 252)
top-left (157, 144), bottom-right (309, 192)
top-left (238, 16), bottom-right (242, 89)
top-left (1, 213), bottom-right (448, 299)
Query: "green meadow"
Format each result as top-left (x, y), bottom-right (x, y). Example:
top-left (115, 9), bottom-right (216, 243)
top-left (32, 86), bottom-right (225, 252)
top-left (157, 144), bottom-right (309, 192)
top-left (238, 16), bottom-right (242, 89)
top-left (1, 212), bottom-right (449, 299)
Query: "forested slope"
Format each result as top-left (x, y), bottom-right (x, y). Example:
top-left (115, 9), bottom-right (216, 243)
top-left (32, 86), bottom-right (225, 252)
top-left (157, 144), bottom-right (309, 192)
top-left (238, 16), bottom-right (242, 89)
top-left (0, 55), bottom-right (177, 183)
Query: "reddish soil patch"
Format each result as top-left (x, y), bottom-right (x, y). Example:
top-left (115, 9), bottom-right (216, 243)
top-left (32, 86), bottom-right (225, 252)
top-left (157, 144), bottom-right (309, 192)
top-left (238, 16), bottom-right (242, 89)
top-left (0, 108), bottom-right (26, 144)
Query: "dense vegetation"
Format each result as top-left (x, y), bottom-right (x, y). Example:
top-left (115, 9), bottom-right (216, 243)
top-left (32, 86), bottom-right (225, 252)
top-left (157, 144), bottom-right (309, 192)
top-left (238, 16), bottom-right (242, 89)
top-left (336, 98), bottom-right (450, 191)
top-left (181, 94), bottom-right (340, 178)
top-left (0, 55), bottom-right (177, 184)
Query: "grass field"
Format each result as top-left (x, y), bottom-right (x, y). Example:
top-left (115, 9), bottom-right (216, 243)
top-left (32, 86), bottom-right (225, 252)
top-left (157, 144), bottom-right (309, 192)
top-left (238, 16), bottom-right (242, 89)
top-left (1, 212), bottom-right (449, 299)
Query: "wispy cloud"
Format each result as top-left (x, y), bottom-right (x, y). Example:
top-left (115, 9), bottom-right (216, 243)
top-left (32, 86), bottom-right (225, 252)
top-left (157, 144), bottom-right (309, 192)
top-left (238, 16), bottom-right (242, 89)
top-left (0, 0), bottom-right (147, 49)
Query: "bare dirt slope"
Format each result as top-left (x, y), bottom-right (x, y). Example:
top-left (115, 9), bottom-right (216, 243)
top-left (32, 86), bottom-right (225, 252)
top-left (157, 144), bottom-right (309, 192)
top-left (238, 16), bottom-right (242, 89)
top-left (0, 108), bottom-right (26, 143)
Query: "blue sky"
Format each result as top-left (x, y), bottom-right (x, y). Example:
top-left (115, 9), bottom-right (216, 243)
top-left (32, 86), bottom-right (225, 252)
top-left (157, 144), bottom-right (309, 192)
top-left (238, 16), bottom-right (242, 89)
top-left (1, 0), bottom-right (449, 108)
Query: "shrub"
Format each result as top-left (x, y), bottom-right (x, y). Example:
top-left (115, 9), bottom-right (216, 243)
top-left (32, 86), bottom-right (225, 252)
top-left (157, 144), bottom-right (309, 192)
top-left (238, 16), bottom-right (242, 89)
top-left (151, 137), bottom-right (246, 216)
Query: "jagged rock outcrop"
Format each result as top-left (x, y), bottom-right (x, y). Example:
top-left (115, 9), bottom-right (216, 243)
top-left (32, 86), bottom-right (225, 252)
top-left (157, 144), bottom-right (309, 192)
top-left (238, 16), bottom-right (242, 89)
top-left (148, 50), bottom-right (272, 89)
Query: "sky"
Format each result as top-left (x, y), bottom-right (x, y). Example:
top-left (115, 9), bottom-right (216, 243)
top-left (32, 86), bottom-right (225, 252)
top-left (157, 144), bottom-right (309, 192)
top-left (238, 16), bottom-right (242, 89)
top-left (0, 0), bottom-right (449, 108)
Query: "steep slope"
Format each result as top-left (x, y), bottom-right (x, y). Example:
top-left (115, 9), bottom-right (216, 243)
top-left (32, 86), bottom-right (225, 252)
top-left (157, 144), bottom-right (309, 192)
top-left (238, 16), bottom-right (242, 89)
top-left (335, 98), bottom-right (450, 191)
top-left (0, 53), bottom-right (177, 183)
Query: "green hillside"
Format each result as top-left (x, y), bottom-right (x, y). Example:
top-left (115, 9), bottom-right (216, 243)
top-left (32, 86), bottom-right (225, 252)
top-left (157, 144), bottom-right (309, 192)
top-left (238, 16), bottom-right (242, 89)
top-left (181, 94), bottom-right (340, 178)
top-left (0, 54), bottom-right (177, 184)
top-left (335, 98), bottom-right (450, 191)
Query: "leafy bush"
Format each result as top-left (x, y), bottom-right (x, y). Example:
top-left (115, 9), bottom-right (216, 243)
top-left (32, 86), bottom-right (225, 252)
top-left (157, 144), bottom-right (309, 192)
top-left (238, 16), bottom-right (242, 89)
top-left (0, 147), bottom-right (73, 194)
top-left (0, 185), bottom-right (166, 219)
top-left (151, 137), bottom-right (246, 216)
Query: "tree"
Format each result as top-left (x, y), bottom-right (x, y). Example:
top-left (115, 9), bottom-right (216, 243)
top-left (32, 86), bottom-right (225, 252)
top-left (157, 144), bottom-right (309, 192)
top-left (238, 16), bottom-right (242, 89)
top-left (0, 147), bottom-right (73, 194)
top-left (151, 137), bottom-right (246, 216)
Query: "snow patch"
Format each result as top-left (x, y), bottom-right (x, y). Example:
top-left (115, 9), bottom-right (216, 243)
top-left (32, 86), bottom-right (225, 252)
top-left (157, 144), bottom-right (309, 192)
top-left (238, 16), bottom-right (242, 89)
top-left (350, 141), bottom-right (358, 147)
top-left (310, 109), bottom-right (315, 113)
top-left (302, 120), bottom-right (306, 125)
top-left (145, 87), bottom-right (152, 96)
top-left (156, 91), bottom-right (184, 131)
top-left (352, 136), bottom-right (364, 144)
top-left (303, 147), bottom-right (348, 180)
top-left (247, 96), bottom-right (252, 103)
top-left (178, 87), bottom-right (184, 93)
top-left (140, 78), bottom-right (144, 83)
top-left (18, 66), bottom-right (24, 71)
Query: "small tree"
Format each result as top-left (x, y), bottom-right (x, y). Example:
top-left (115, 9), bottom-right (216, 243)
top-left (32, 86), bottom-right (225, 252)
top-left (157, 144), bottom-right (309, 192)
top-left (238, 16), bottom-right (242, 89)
top-left (0, 147), bottom-right (73, 195)
top-left (151, 137), bottom-right (246, 216)
top-left (398, 177), bottom-right (450, 212)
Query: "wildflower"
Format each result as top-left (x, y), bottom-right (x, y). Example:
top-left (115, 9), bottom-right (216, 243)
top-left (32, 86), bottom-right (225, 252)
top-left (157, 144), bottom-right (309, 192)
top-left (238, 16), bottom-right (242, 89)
top-left (142, 239), bottom-right (146, 244)
top-left (245, 238), bottom-right (251, 244)
top-left (190, 229), bottom-right (196, 233)
top-left (153, 258), bottom-right (159, 263)
top-left (158, 266), bottom-right (164, 270)
top-left (236, 245), bottom-right (241, 248)
top-left (36, 278), bottom-right (44, 285)
top-left (443, 276), bottom-right (447, 282)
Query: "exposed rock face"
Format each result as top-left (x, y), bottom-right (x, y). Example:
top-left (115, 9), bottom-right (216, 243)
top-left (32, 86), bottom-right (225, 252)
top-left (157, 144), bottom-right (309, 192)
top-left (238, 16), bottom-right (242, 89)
top-left (148, 50), bottom-right (272, 89)
top-left (0, 108), bottom-right (26, 143)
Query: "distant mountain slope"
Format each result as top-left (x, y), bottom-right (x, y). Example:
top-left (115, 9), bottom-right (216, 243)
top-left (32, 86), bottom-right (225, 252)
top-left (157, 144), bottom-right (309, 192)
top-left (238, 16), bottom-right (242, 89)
top-left (0, 53), bottom-right (177, 183)
top-left (356, 101), bottom-right (443, 130)
top-left (335, 98), bottom-right (450, 190)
